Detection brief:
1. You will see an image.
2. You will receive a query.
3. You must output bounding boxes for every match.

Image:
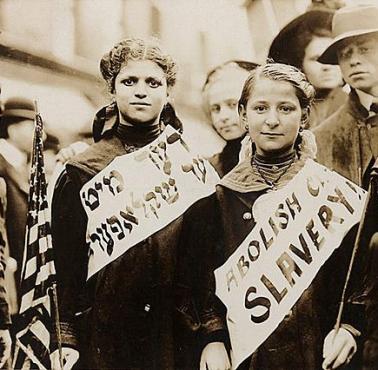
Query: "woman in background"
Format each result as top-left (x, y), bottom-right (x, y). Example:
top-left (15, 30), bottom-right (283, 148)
top-left (269, 10), bottom-right (346, 127)
top-left (202, 60), bottom-right (258, 177)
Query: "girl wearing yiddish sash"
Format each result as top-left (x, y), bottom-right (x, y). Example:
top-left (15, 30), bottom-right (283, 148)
top-left (50, 37), bottom-right (217, 370)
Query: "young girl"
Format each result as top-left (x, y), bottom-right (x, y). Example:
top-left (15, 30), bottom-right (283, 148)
top-left (51, 37), bottom-right (214, 370)
top-left (190, 63), bottom-right (363, 370)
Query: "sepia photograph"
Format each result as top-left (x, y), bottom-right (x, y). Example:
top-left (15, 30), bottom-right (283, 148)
top-left (0, 0), bottom-right (378, 369)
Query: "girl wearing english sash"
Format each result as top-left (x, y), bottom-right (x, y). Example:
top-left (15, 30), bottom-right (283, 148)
top-left (185, 63), bottom-right (364, 370)
top-left (50, 38), bottom-right (209, 370)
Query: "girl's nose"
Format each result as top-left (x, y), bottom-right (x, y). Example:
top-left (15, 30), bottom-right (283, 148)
top-left (264, 111), bottom-right (279, 126)
top-left (134, 82), bottom-right (147, 99)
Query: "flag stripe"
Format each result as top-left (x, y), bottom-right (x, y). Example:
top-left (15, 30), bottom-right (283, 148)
top-left (13, 112), bottom-right (58, 370)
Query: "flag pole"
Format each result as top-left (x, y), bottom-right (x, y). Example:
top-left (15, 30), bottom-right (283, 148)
top-left (50, 283), bottom-right (64, 370)
top-left (334, 164), bottom-right (378, 333)
top-left (34, 101), bottom-right (63, 370)
top-left (33, 101), bottom-right (63, 369)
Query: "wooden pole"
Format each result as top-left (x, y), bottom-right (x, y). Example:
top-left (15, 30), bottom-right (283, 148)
top-left (334, 164), bottom-right (378, 333)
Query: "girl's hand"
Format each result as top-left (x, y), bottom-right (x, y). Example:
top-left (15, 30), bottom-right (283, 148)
top-left (322, 328), bottom-right (357, 369)
top-left (200, 342), bottom-right (231, 370)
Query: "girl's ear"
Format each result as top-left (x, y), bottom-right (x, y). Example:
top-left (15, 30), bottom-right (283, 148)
top-left (239, 105), bottom-right (249, 131)
top-left (240, 105), bottom-right (247, 120)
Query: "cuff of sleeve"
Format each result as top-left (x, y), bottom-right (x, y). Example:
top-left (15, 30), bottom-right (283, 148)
top-left (201, 329), bottom-right (229, 350)
top-left (341, 323), bottom-right (361, 338)
top-left (200, 312), bottom-right (229, 349)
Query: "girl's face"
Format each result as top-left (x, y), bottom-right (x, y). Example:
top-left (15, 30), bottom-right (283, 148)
top-left (114, 60), bottom-right (169, 125)
top-left (241, 77), bottom-right (303, 157)
top-left (302, 36), bottom-right (343, 90)
top-left (207, 70), bottom-right (249, 141)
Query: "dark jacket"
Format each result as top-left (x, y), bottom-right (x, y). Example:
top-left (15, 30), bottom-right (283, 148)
top-left (361, 164), bottom-right (378, 370)
top-left (51, 132), bottom-right (220, 369)
top-left (0, 154), bottom-right (28, 313)
top-left (363, 233), bottom-right (378, 370)
top-left (314, 90), bottom-right (378, 188)
top-left (209, 137), bottom-right (243, 178)
top-left (0, 155), bottom-right (28, 280)
top-left (309, 87), bottom-right (347, 129)
top-left (193, 149), bottom-right (364, 370)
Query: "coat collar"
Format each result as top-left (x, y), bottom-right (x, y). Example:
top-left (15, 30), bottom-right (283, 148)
top-left (220, 130), bottom-right (316, 193)
top-left (347, 89), bottom-right (370, 120)
top-left (66, 134), bottom-right (126, 178)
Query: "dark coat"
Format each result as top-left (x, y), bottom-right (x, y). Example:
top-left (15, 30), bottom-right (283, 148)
top-left (51, 132), bottom-right (221, 370)
top-left (0, 155), bottom-right (28, 281)
top-left (309, 87), bottom-right (347, 128)
top-left (209, 137), bottom-right (243, 178)
top-left (192, 155), bottom-right (364, 370)
top-left (363, 233), bottom-right (378, 370)
top-left (0, 154), bottom-right (28, 313)
top-left (361, 165), bottom-right (378, 370)
top-left (314, 90), bottom-right (378, 188)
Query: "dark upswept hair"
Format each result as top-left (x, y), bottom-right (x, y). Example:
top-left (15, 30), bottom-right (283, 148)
top-left (100, 37), bottom-right (178, 93)
top-left (238, 62), bottom-right (316, 127)
top-left (268, 10), bottom-right (334, 70)
top-left (287, 27), bottom-right (332, 69)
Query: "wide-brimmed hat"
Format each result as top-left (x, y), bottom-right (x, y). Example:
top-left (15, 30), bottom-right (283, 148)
top-left (0, 97), bottom-right (35, 138)
top-left (318, 5), bottom-right (378, 65)
top-left (269, 10), bottom-right (334, 68)
top-left (2, 97), bottom-right (35, 120)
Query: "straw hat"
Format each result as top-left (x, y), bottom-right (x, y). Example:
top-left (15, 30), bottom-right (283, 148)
top-left (318, 5), bottom-right (378, 65)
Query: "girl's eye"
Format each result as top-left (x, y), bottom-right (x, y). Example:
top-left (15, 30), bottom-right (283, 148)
top-left (122, 78), bottom-right (136, 86)
top-left (279, 105), bottom-right (295, 113)
top-left (253, 105), bottom-right (267, 113)
top-left (210, 105), bottom-right (220, 114)
top-left (148, 79), bottom-right (162, 88)
top-left (227, 101), bottom-right (237, 109)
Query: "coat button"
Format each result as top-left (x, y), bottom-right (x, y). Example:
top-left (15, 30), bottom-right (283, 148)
top-left (243, 212), bottom-right (252, 220)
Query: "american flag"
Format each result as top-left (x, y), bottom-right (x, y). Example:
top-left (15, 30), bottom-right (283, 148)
top-left (13, 109), bottom-right (60, 370)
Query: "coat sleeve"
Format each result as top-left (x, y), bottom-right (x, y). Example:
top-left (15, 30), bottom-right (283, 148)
top-left (362, 233), bottom-right (378, 370)
top-left (177, 194), bottom-right (229, 350)
top-left (320, 223), bottom-right (365, 339)
top-left (51, 170), bottom-right (90, 348)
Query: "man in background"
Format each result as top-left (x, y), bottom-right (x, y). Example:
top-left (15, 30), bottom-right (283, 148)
top-left (314, 5), bottom-right (378, 369)
top-left (0, 97), bottom-right (33, 306)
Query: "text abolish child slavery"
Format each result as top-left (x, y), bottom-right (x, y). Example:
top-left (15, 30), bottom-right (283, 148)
top-left (223, 177), bottom-right (360, 324)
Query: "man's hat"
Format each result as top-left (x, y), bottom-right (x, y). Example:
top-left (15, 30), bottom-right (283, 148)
top-left (0, 97), bottom-right (35, 138)
top-left (2, 96), bottom-right (35, 120)
top-left (268, 10), bottom-right (334, 68)
top-left (318, 5), bottom-right (378, 65)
